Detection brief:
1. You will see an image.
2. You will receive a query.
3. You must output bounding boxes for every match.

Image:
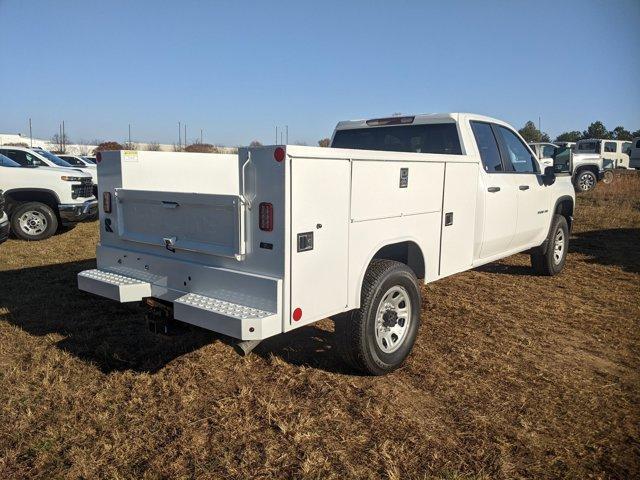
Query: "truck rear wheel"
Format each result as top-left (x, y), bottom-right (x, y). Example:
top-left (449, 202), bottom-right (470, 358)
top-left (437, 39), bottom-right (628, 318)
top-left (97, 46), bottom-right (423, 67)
top-left (574, 170), bottom-right (597, 192)
top-left (334, 259), bottom-right (421, 375)
top-left (602, 169), bottom-right (614, 184)
top-left (10, 202), bottom-right (58, 241)
top-left (530, 214), bottom-right (568, 276)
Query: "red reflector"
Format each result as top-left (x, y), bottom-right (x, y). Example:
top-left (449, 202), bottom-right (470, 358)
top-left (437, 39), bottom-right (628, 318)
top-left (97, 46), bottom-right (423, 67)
top-left (96, 152), bottom-right (102, 163)
top-left (103, 192), bottom-right (112, 213)
top-left (293, 308), bottom-right (302, 321)
top-left (274, 147), bottom-right (285, 162)
top-left (259, 202), bottom-right (273, 231)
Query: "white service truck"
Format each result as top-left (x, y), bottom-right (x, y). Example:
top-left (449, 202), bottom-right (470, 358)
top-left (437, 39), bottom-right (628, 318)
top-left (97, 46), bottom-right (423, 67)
top-left (78, 113), bottom-right (575, 375)
top-left (529, 142), bottom-right (610, 191)
top-left (0, 153), bottom-right (97, 240)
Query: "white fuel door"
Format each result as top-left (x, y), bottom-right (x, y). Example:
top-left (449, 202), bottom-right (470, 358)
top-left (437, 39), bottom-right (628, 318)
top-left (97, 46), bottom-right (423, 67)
top-left (289, 158), bottom-right (350, 326)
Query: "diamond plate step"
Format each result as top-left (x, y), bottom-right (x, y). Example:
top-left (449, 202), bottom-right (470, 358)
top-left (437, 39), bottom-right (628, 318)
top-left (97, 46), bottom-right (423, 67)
top-left (174, 292), bottom-right (278, 340)
top-left (78, 269), bottom-right (151, 302)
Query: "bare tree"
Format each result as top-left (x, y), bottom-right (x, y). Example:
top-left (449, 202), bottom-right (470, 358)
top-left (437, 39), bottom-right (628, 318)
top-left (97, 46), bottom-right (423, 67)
top-left (51, 133), bottom-right (72, 153)
top-left (249, 140), bottom-right (263, 147)
top-left (318, 138), bottom-right (330, 147)
top-left (146, 141), bottom-right (161, 151)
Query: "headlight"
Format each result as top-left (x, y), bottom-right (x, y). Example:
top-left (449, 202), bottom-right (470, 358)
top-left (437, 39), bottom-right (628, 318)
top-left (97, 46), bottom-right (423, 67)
top-left (61, 175), bottom-right (84, 181)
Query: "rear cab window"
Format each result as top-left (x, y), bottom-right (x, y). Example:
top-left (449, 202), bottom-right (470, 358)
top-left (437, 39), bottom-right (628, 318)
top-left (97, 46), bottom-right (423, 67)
top-left (604, 142), bottom-right (617, 153)
top-left (470, 121), bottom-right (504, 172)
top-left (331, 123), bottom-right (462, 155)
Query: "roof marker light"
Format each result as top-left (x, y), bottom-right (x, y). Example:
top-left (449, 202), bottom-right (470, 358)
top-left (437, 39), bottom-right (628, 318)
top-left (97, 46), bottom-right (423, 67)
top-left (366, 116), bottom-right (415, 126)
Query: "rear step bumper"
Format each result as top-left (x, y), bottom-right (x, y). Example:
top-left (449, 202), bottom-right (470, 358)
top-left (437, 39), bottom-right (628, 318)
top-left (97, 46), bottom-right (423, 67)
top-left (78, 268), bottom-right (281, 340)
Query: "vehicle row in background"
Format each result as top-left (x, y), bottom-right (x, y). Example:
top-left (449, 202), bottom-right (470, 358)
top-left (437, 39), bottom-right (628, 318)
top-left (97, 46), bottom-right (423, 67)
top-left (575, 139), bottom-right (632, 169)
top-left (629, 137), bottom-right (640, 169)
top-left (529, 142), bottom-right (610, 192)
top-left (0, 150), bottom-right (97, 241)
top-left (0, 190), bottom-right (9, 245)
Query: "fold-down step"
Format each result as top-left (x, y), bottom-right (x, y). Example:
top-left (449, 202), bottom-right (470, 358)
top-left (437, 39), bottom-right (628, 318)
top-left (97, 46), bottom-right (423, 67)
top-left (78, 269), bottom-right (151, 302)
top-left (174, 292), bottom-right (279, 340)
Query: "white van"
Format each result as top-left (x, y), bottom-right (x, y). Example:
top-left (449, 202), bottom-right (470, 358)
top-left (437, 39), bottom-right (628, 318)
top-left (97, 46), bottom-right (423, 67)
top-left (575, 139), bottom-right (632, 169)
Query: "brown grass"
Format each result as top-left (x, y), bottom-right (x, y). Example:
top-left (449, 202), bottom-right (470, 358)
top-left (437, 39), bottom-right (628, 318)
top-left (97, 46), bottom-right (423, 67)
top-left (1, 173), bottom-right (639, 479)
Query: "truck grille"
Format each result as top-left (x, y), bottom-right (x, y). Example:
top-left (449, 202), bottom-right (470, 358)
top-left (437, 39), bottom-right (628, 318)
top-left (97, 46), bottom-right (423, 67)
top-left (72, 179), bottom-right (94, 198)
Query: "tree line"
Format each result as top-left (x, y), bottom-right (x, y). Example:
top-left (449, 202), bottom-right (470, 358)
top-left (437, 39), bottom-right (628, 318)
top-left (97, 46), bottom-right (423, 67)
top-left (518, 120), bottom-right (640, 144)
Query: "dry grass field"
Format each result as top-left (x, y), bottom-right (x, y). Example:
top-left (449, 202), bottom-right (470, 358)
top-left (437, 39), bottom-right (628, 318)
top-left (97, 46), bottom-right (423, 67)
top-left (1, 173), bottom-right (639, 479)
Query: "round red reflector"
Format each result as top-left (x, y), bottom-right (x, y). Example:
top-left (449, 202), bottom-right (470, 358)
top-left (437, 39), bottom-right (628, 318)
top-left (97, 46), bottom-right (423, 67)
top-left (274, 147), bottom-right (285, 162)
top-left (96, 152), bottom-right (102, 163)
top-left (292, 308), bottom-right (302, 321)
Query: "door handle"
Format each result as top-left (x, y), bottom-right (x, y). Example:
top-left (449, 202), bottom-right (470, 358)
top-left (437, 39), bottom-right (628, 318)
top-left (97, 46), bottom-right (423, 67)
top-left (487, 187), bottom-right (500, 193)
top-left (519, 185), bottom-right (530, 190)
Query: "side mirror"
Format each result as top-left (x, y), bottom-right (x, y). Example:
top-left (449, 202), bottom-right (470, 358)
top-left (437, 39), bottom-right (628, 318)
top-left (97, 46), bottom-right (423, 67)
top-left (552, 146), bottom-right (572, 174)
top-left (542, 166), bottom-right (556, 186)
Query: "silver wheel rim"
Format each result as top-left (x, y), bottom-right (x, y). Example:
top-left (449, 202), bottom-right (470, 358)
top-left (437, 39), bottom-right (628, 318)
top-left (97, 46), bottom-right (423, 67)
top-left (375, 286), bottom-right (411, 354)
top-left (553, 228), bottom-right (565, 265)
top-left (579, 173), bottom-right (595, 191)
top-left (18, 210), bottom-right (47, 236)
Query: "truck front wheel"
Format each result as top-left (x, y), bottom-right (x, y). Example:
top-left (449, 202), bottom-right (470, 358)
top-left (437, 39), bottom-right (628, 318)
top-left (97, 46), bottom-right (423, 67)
top-left (574, 170), bottom-right (597, 192)
top-left (530, 214), bottom-right (569, 276)
top-left (10, 202), bottom-right (58, 241)
top-left (334, 259), bottom-right (421, 375)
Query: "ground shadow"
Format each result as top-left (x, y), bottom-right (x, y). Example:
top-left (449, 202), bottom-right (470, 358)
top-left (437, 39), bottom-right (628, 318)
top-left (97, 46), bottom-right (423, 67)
top-left (570, 228), bottom-right (640, 274)
top-left (475, 262), bottom-right (533, 276)
top-left (0, 260), bottom-right (354, 375)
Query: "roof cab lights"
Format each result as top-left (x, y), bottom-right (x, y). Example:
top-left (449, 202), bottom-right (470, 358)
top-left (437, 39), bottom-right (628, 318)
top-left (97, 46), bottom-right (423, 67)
top-left (365, 116), bottom-right (415, 126)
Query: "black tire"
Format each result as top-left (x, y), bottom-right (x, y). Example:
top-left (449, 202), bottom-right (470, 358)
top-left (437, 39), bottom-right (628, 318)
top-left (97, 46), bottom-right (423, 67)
top-left (530, 214), bottom-right (569, 276)
top-left (10, 202), bottom-right (58, 241)
top-left (574, 170), bottom-right (597, 192)
top-left (334, 259), bottom-right (421, 375)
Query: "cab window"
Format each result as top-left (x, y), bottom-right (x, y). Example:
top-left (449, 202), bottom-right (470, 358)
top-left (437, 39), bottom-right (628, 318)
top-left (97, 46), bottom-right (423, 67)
top-left (604, 142), bottom-right (617, 153)
top-left (541, 144), bottom-right (556, 158)
top-left (470, 121), bottom-right (503, 173)
top-left (495, 126), bottom-right (538, 173)
top-left (0, 149), bottom-right (45, 166)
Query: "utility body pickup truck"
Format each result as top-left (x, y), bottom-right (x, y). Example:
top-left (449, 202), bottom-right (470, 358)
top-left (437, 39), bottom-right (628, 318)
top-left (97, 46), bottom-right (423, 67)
top-left (0, 153), bottom-right (97, 240)
top-left (78, 113), bottom-right (575, 375)
top-left (529, 141), bottom-right (610, 191)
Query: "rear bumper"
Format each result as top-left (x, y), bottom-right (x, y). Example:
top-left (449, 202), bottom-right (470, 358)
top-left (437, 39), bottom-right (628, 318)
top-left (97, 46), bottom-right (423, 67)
top-left (77, 245), bottom-right (282, 341)
top-left (59, 199), bottom-right (98, 224)
top-left (0, 214), bottom-right (9, 244)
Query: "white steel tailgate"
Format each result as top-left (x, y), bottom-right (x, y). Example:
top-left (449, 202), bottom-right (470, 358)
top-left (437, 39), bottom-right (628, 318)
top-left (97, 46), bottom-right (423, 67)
top-left (115, 188), bottom-right (245, 259)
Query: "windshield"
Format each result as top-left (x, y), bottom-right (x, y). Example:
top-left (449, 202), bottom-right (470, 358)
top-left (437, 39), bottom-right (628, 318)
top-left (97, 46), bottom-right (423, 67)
top-left (60, 156), bottom-right (85, 166)
top-left (0, 153), bottom-right (21, 167)
top-left (82, 156), bottom-right (96, 164)
top-left (331, 123), bottom-right (462, 154)
top-left (36, 150), bottom-right (73, 167)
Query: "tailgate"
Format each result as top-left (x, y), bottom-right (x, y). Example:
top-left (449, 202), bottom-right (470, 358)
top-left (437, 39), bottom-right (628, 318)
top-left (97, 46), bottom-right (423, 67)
top-left (114, 188), bottom-right (245, 259)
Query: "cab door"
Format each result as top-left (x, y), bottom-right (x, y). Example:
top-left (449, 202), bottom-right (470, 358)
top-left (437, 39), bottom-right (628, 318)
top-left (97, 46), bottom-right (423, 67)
top-left (494, 126), bottom-right (551, 249)
top-left (470, 121), bottom-right (517, 259)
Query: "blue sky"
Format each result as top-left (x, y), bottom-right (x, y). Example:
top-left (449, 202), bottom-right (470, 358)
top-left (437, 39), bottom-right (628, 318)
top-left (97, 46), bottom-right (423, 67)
top-left (1, 0), bottom-right (639, 145)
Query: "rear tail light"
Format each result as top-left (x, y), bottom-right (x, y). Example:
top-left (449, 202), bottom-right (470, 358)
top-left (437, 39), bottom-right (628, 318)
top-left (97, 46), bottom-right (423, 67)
top-left (259, 202), bottom-right (273, 231)
top-left (103, 191), bottom-right (112, 213)
top-left (365, 116), bottom-right (415, 126)
top-left (274, 147), bottom-right (285, 162)
top-left (96, 152), bottom-right (102, 163)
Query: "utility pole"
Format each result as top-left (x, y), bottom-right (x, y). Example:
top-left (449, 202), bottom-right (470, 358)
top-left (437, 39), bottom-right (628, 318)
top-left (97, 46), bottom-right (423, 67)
top-left (128, 123), bottom-right (131, 146)
top-left (200, 128), bottom-right (203, 144)
top-left (275, 126), bottom-right (278, 144)
top-left (59, 123), bottom-right (62, 151)
top-left (286, 125), bottom-right (288, 144)
top-left (29, 118), bottom-right (32, 148)
top-left (178, 121), bottom-right (181, 149)
top-left (62, 121), bottom-right (66, 152)
top-left (538, 116), bottom-right (541, 134)
top-left (184, 124), bottom-right (187, 147)
top-left (280, 131), bottom-right (283, 144)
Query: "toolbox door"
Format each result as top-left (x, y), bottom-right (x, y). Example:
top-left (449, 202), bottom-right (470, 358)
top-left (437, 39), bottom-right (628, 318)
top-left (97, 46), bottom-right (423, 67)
top-left (289, 158), bottom-right (350, 327)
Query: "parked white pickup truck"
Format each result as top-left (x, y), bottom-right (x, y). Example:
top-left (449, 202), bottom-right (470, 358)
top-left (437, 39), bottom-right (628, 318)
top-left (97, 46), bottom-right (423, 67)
top-left (529, 142), bottom-right (608, 191)
top-left (78, 113), bottom-right (575, 375)
top-left (0, 153), bottom-right (97, 240)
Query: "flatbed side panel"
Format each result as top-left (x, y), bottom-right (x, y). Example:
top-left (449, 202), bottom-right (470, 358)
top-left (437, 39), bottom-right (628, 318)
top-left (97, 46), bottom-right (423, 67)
top-left (438, 163), bottom-right (479, 277)
top-left (287, 157), bottom-right (351, 329)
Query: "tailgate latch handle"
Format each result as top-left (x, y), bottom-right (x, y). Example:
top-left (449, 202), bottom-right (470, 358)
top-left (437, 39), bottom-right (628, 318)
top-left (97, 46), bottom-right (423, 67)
top-left (162, 201), bottom-right (179, 209)
top-left (163, 236), bottom-right (177, 253)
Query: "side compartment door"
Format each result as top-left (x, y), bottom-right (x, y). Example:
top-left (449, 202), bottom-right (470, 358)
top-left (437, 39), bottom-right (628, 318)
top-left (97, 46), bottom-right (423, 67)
top-left (289, 158), bottom-right (351, 327)
top-left (470, 121), bottom-right (518, 258)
